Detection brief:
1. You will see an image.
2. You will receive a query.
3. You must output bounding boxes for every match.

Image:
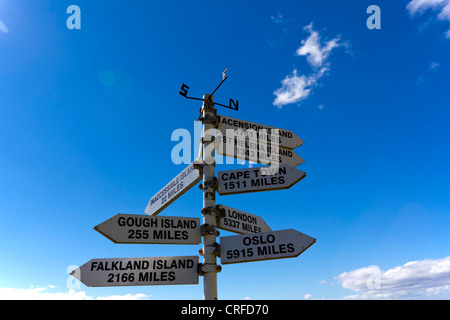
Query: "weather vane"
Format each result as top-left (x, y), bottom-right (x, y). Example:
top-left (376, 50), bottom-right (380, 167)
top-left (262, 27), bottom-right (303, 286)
top-left (178, 68), bottom-right (239, 111)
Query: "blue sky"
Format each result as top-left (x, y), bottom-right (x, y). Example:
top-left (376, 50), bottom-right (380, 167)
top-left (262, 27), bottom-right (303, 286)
top-left (1, 0), bottom-right (450, 300)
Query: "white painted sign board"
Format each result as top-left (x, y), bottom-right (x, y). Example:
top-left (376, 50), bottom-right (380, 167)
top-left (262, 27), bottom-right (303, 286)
top-left (217, 134), bottom-right (304, 168)
top-left (94, 214), bottom-right (201, 244)
top-left (217, 115), bottom-right (304, 149)
top-left (70, 256), bottom-right (199, 287)
top-left (217, 165), bottom-right (306, 196)
top-left (145, 161), bottom-right (202, 216)
top-left (217, 205), bottom-right (271, 234)
top-left (220, 229), bottom-right (315, 265)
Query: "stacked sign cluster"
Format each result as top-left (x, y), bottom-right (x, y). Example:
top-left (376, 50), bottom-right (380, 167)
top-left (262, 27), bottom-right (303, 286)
top-left (70, 91), bottom-right (315, 298)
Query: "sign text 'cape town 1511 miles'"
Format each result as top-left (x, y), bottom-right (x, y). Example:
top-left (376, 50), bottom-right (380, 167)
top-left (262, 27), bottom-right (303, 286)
top-left (70, 256), bottom-right (199, 287)
top-left (217, 165), bottom-right (306, 196)
top-left (94, 214), bottom-right (201, 244)
top-left (220, 229), bottom-right (316, 265)
top-left (145, 160), bottom-right (202, 216)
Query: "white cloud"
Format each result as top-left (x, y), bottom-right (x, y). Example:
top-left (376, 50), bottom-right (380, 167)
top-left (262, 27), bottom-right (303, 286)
top-left (407, 0), bottom-right (450, 37)
top-left (0, 286), bottom-right (149, 300)
top-left (407, 0), bottom-right (448, 15)
top-left (334, 257), bottom-right (450, 299)
top-left (304, 293), bottom-right (313, 300)
top-left (273, 67), bottom-right (328, 108)
top-left (273, 23), bottom-right (347, 108)
top-left (296, 23), bottom-right (344, 68)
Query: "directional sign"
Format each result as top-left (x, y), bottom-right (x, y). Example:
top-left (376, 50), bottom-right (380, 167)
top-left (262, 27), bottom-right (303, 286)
top-left (70, 256), bottom-right (199, 287)
top-left (217, 165), bottom-right (306, 196)
top-left (145, 160), bottom-right (202, 216)
top-left (94, 214), bottom-right (201, 245)
top-left (220, 229), bottom-right (315, 265)
top-left (217, 115), bottom-right (304, 149)
top-left (217, 205), bottom-right (271, 235)
top-left (217, 134), bottom-right (304, 168)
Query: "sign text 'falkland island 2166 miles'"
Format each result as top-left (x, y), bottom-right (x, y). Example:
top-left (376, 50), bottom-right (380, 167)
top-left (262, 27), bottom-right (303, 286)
top-left (145, 160), bottom-right (202, 216)
top-left (94, 214), bottom-right (201, 244)
top-left (217, 165), bottom-right (306, 196)
top-left (70, 256), bottom-right (199, 287)
top-left (220, 229), bottom-right (316, 265)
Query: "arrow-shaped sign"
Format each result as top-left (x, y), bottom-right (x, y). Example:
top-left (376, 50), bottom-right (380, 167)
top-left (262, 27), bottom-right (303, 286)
top-left (217, 134), bottom-right (304, 168)
top-left (217, 115), bottom-right (304, 149)
top-left (94, 214), bottom-right (201, 245)
top-left (70, 256), bottom-right (199, 287)
top-left (217, 165), bottom-right (306, 196)
top-left (220, 229), bottom-right (315, 265)
top-left (145, 160), bottom-right (202, 216)
top-left (216, 205), bottom-right (271, 235)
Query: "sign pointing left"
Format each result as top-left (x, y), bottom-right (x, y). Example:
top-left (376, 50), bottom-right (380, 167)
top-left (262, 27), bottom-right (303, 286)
top-left (145, 160), bottom-right (202, 216)
top-left (94, 214), bottom-right (201, 244)
top-left (70, 256), bottom-right (199, 287)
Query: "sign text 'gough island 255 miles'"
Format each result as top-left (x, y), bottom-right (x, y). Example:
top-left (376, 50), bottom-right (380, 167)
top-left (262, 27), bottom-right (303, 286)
top-left (94, 214), bottom-right (201, 244)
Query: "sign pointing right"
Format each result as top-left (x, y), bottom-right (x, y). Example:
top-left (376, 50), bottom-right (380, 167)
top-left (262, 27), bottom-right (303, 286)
top-left (220, 229), bottom-right (316, 265)
top-left (217, 165), bottom-right (306, 196)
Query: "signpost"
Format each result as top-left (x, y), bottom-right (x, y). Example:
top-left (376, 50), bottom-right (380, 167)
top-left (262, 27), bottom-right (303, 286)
top-left (216, 205), bottom-right (271, 234)
top-left (70, 256), bottom-right (199, 287)
top-left (220, 229), bottom-right (316, 265)
top-left (217, 115), bottom-right (304, 149)
top-left (94, 214), bottom-right (201, 245)
top-left (69, 72), bottom-right (315, 300)
top-left (217, 165), bottom-right (306, 196)
top-left (217, 134), bottom-right (304, 168)
top-left (145, 160), bottom-right (202, 216)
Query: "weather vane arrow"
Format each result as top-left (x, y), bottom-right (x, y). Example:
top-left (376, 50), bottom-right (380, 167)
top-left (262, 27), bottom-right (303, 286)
top-left (179, 68), bottom-right (239, 111)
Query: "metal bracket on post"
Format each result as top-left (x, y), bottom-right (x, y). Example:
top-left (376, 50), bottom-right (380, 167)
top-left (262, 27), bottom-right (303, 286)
top-left (193, 158), bottom-right (204, 172)
top-left (199, 177), bottom-right (218, 191)
top-left (199, 111), bottom-right (219, 126)
top-left (200, 224), bottom-right (220, 237)
top-left (199, 242), bottom-right (221, 257)
top-left (197, 263), bottom-right (222, 276)
top-left (201, 206), bottom-right (221, 218)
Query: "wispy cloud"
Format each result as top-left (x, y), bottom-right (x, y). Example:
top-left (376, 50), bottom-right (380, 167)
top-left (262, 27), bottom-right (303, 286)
top-left (429, 60), bottom-right (440, 71)
top-left (270, 10), bottom-right (286, 24)
top-left (333, 256), bottom-right (450, 299)
top-left (407, 0), bottom-right (450, 37)
top-left (273, 67), bottom-right (328, 108)
top-left (273, 23), bottom-right (348, 108)
top-left (0, 19), bottom-right (8, 34)
top-left (296, 23), bottom-right (344, 69)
